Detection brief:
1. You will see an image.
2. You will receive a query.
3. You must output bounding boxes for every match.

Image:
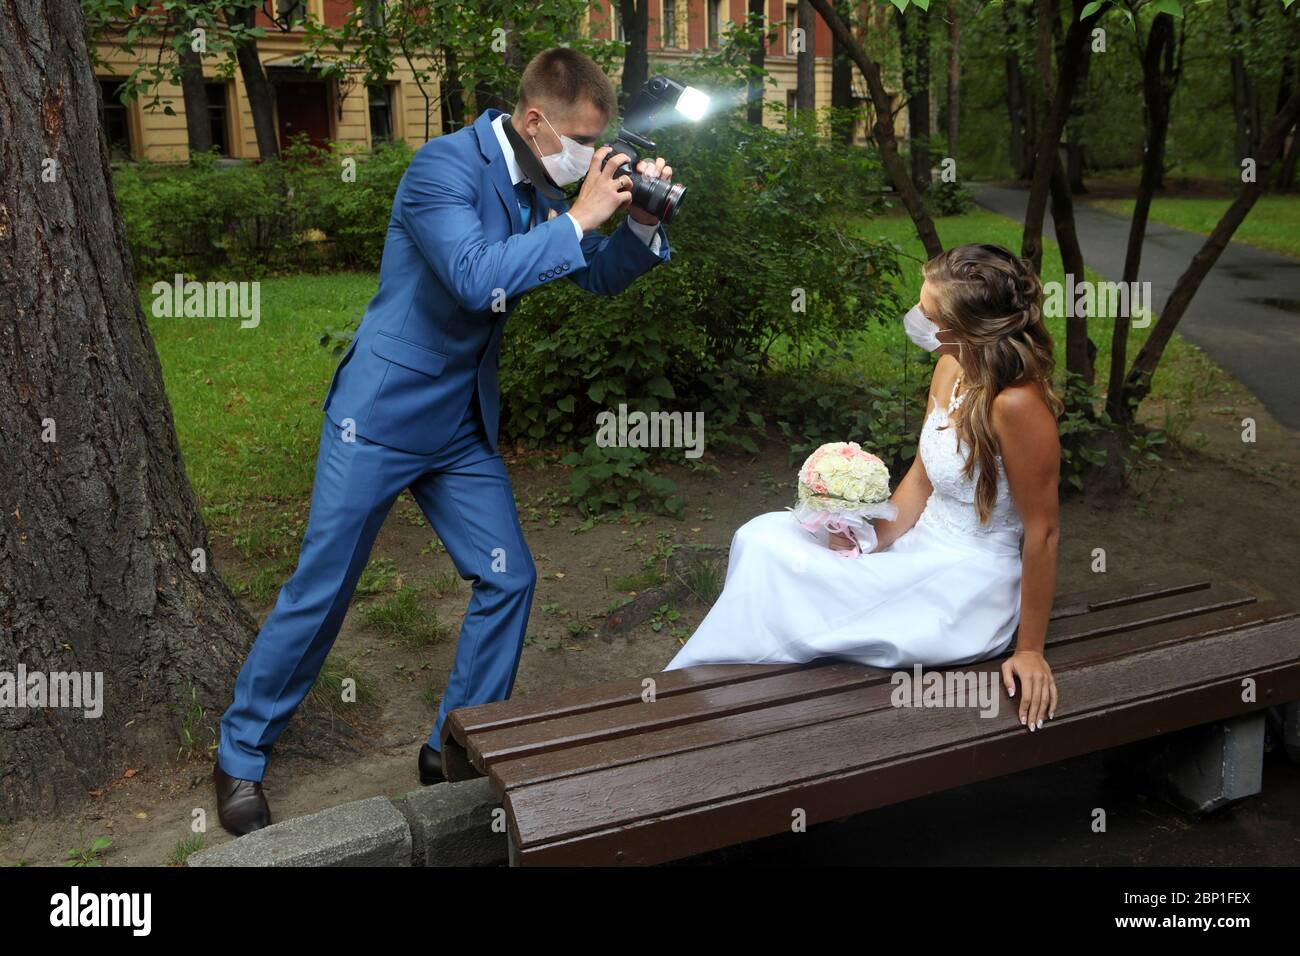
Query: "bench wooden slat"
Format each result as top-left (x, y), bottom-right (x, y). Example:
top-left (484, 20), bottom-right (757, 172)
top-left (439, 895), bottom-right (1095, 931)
top-left (466, 662), bottom-right (885, 771)
top-left (502, 613), bottom-right (1300, 863)
top-left (511, 660), bottom-right (1300, 865)
top-left (487, 599), bottom-right (1294, 793)
top-left (471, 583), bottom-right (1255, 775)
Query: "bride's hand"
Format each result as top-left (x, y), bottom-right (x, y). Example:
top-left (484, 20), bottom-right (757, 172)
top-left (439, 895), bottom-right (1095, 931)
top-left (1000, 650), bottom-right (1057, 732)
top-left (828, 531), bottom-right (858, 553)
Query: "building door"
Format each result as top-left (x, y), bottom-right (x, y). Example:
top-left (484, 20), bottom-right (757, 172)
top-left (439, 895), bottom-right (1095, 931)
top-left (276, 82), bottom-right (331, 149)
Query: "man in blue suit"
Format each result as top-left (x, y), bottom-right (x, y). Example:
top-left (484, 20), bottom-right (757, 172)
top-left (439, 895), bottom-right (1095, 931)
top-left (214, 48), bottom-right (671, 835)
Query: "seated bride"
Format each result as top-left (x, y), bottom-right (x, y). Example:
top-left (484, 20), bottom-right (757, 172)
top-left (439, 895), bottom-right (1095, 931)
top-left (664, 242), bottom-right (1062, 732)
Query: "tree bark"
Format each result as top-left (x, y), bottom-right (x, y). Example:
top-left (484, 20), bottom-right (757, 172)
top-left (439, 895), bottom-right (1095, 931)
top-left (1106, 13), bottom-right (1175, 420)
top-left (1020, 0), bottom-right (1099, 274)
top-left (172, 10), bottom-right (213, 157)
top-left (227, 5), bottom-right (280, 160)
top-left (895, 5), bottom-right (931, 193)
top-left (796, 0), bottom-right (816, 112)
top-left (830, 0), bottom-right (854, 143)
top-left (1120, 88), bottom-right (1300, 416)
top-left (807, 0), bottom-right (942, 257)
top-left (946, 0), bottom-right (959, 156)
top-left (440, 45), bottom-right (465, 134)
top-left (747, 0), bottom-right (767, 125)
top-left (1002, 2), bottom-right (1031, 179)
top-left (619, 0), bottom-right (650, 108)
top-left (0, 0), bottom-right (260, 821)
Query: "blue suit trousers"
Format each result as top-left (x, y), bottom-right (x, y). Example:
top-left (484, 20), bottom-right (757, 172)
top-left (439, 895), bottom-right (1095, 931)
top-left (217, 395), bottom-right (536, 781)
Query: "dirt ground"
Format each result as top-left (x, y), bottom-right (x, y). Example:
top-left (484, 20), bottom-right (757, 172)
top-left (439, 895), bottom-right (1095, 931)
top-left (3, 361), bottom-right (1298, 867)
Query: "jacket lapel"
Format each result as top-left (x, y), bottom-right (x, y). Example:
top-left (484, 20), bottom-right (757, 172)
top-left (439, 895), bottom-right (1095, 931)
top-left (474, 108), bottom-right (523, 236)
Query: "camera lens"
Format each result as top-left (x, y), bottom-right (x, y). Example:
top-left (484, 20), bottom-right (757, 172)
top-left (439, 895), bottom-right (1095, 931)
top-left (631, 173), bottom-right (686, 224)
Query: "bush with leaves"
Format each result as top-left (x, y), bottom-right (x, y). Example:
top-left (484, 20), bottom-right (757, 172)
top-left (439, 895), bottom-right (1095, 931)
top-left (500, 107), bottom-right (904, 513)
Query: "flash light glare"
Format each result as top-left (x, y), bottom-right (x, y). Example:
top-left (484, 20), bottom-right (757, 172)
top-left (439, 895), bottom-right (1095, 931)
top-left (676, 86), bottom-right (710, 122)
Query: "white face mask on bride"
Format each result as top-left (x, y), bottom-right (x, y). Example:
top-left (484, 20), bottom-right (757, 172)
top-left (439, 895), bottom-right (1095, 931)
top-left (532, 112), bottom-right (594, 187)
top-left (903, 304), bottom-right (955, 353)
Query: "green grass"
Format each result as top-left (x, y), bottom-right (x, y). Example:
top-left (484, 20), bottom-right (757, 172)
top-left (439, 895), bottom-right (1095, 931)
top-left (146, 272), bottom-right (378, 564)
top-left (1088, 196), bottom-right (1300, 259)
top-left (362, 585), bottom-right (448, 647)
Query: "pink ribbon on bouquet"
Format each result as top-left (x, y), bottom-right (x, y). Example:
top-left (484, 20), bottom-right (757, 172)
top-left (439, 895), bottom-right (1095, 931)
top-left (796, 512), bottom-right (878, 559)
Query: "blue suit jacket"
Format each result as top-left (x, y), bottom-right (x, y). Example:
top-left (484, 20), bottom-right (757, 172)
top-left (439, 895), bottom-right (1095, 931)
top-left (322, 108), bottom-right (670, 454)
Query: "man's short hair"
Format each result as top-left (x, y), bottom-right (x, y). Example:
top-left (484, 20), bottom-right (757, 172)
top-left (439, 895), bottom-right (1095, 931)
top-left (517, 48), bottom-right (617, 121)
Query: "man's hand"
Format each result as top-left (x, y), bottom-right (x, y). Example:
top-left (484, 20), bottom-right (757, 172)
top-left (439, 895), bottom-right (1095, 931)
top-left (568, 146), bottom-right (634, 233)
top-left (628, 157), bottom-right (673, 226)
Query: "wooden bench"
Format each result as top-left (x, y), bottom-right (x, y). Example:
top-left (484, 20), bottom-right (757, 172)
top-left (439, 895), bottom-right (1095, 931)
top-left (440, 575), bottom-right (1300, 866)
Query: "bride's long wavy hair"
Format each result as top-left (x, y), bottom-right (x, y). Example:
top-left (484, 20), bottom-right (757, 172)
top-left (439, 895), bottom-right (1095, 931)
top-left (922, 243), bottom-right (1063, 523)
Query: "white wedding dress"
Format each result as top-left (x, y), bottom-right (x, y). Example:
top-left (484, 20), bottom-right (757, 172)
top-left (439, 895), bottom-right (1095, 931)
top-left (665, 375), bottom-right (1024, 671)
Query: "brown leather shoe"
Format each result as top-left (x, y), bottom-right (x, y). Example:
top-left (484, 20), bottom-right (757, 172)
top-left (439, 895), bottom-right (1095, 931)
top-left (214, 764), bottom-right (272, 836)
top-left (418, 744), bottom-right (445, 785)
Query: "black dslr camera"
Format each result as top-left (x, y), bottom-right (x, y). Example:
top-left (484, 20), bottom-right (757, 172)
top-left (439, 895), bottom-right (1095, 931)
top-left (600, 75), bottom-right (709, 225)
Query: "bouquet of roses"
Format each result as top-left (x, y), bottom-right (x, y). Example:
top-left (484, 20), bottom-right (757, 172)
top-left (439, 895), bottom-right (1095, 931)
top-left (789, 441), bottom-right (898, 558)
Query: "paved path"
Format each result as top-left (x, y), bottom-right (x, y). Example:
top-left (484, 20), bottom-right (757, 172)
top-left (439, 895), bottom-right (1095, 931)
top-left (976, 185), bottom-right (1300, 429)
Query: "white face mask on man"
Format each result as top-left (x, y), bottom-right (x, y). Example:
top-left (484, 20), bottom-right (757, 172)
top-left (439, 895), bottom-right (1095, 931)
top-left (903, 304), bottom-right (955, 353)
top-left (532, 112), bottom-right (595, 187)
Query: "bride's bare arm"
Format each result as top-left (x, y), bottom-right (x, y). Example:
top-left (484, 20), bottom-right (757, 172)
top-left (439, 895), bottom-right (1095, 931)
top-left (994, 383), bottom-right (1061, 731)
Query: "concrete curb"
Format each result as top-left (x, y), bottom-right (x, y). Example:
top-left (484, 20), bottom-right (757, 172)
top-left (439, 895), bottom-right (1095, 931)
top-left (189, 780), bottom-right (507, 867)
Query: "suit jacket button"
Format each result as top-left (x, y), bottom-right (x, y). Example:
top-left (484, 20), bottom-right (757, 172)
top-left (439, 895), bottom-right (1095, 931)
top-left (538, 273), bottom-right (545, 281)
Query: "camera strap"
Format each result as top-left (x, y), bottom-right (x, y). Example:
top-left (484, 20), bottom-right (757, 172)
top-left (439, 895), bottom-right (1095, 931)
top-left (500, 114), bottom-right (570, 203)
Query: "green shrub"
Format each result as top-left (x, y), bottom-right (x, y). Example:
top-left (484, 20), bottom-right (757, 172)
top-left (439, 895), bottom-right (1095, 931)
top-left (500, 107), bottom-right (905, 513)
top-left (113, 139), bottom-right (414, 281)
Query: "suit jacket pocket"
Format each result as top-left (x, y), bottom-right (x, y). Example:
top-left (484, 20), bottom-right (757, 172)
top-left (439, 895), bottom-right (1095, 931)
top-left (371, 330), bottom-right (448, 377)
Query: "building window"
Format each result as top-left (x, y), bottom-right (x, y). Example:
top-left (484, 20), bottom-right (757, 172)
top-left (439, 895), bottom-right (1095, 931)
top-left (786, 89), bottom-right (798, 115)
top-left (707, 0), bottom-right (722, 48)
top-left (205, 82), bottom-right (230, 156)
top-left (786, 3), bottom-right (799, 54)
top-left (369, 84), bottom-right (396, 144)
top-left (612, 2), bottom-right (626, 42)
top-left (98, 79), bottom-right (132, 160)
top-left (663, 0), bottom-right (677, 48)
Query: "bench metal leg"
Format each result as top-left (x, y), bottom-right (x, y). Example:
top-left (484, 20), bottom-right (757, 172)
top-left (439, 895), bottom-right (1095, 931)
top-left (1120, 712), bottom-right (1266, 815)
top-left (1275, 701), bottom-right (1300, 764)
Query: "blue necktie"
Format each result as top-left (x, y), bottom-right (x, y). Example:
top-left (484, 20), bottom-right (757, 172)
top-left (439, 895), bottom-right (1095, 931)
top-left (514, 181), bottom-right (535, 230)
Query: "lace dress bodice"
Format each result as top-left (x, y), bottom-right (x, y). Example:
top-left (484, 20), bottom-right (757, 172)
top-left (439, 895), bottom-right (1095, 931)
top-left (915, 374), bottom-right (1023, 550)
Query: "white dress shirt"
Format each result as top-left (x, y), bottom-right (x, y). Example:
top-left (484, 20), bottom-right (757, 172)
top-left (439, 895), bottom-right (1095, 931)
top-left (492, 113), bottom-right (662, 255)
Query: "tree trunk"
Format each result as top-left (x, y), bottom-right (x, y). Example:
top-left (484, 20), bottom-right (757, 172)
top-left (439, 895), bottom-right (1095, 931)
top-left (440, 45), bottom-right (466, 133)
top-left (946, 0), bottom-right (959, 156)
top-left (807, 0), bottom-right (943, 258)
top-left (1120, 88), bottom-right (1300, 416)
top-left (172, 10), bottom-right (213, 157)
top-left (1226, 0), bottom-right (1258, 166)
top-left (830, 0), bottom-right (854, 143)
top-left (1107, 13), bottom-right (1174, 421)
top-left (1049, 154), bottom-right (1094, 391)
top-left (796, 0), bottom-right (816, 112)
top-left (619, 0), bottom-right (650, 108)
top-left (1003, 2), bottom-right (1031, 179)
top-left (896, 5), bottom-right (931, 193)
top-left (748, 0), bottom-right (767, 125)
top-left (0, 0), bottom-right (260, 821)
top-left (227, 6), bottom-right (280, 160)
top-left (1020, 0), bottom-right (1099, 274)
